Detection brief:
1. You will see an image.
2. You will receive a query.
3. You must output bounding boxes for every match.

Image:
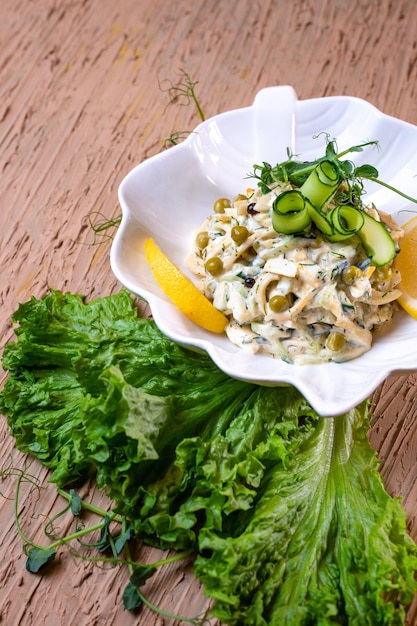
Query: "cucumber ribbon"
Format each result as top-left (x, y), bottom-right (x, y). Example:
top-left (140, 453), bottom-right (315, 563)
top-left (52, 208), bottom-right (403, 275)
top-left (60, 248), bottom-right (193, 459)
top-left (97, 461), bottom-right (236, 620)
top-left (271, 160), bottom-right (396, 266)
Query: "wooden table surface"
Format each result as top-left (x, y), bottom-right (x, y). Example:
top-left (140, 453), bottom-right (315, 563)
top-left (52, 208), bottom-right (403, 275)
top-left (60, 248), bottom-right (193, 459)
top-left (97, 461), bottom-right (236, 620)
top-left (1, 0), bottom-right (417, 624)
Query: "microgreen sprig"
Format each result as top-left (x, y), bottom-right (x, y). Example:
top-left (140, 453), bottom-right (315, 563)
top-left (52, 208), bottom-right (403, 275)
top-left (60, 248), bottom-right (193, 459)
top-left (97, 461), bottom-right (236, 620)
top-left (159, 68), bottom-right (205, 122)
top-left (85, 69), bottom-right (205, 242)
top-left (2, 464), bottom-right (210, 622)
top-left (249, 134), bottom-right (417, 208)
top-left (163, 129), bottom-right (195, 148)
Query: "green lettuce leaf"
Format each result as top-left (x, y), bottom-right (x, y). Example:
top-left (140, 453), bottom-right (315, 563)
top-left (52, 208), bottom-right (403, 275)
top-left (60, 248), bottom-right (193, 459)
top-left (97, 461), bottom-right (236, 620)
top-left (192, 404), bottom-right (417, 625)
top-left (1, 289), bottom-right (416, 625)
top-left (0, 290), bottom-right (256, 506)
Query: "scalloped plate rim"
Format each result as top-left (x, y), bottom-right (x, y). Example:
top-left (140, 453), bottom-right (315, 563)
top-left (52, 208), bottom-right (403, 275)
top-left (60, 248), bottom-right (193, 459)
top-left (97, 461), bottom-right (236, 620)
top-left (110, 85), bottom-right (417, 417)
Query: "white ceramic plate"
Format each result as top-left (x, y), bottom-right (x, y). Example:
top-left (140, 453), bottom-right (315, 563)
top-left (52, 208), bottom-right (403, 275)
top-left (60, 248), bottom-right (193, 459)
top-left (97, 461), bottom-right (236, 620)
top-left (110, 86), bottom-right (417, 417)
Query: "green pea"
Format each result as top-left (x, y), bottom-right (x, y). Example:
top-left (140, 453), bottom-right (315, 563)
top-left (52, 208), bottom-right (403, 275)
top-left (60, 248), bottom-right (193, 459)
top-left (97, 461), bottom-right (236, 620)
top-left (269, 295), bottom-right (288, 312)
top-left (374, 266), bottom-right (393, 282)
top-left (326, 332), bottom-right (346, 351)
top-left (233, 194), bottom-right (247, 203)
top-left (196, 231), bottom-right (209, 249)
top-left (213, 198), bottom-right (231, 214)
top-left (231, 225), bottom-right (249, 245)
top-left (342, 266), bottom-right (363, 285)
top-left (205, 256), bottom-right (223, 276)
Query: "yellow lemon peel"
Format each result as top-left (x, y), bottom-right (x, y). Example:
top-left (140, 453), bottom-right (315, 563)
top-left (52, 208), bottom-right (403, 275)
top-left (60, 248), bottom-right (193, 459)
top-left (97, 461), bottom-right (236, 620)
top-left (394, 215), bottom-right (417, 319)
top-left (144, 237), bottom-right (228, 333)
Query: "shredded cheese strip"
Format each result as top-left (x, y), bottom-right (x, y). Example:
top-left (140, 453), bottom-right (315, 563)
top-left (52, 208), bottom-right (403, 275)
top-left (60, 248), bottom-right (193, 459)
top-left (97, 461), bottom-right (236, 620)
top-left (187, 187), bottom-right (403, 364)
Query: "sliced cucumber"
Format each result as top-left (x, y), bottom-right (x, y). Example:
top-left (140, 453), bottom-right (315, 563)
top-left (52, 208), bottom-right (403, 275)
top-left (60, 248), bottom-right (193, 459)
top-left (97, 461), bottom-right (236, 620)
top-left (306, 199), bottom-right (334, 237)
top-left (358, 212), bottom-right (396, 266)
top-left (330, 205), bottom-right (365, 235)
top-left (272, 190), bottom-right (311, 234)
top-left (326, 204), bottom-right (365, 242)
top-left (300, 160), bottom-right (341, 208)
top-left (269, 183), bottom-right (396, 268)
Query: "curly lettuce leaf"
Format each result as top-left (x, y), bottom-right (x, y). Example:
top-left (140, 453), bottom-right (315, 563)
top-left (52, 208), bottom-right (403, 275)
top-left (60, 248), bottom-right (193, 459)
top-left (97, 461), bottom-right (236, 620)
top-left (192, 404), bottom-right (417, 625)
top-left (1, 289), bottom-right (416, 625)
top-left (0, 289), bottom-right (254, 492)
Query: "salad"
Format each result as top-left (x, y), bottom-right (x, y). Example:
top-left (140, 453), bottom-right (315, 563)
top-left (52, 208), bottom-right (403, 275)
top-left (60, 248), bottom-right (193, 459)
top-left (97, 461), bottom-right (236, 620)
top-left (187, 141), bottom-right (404, 365)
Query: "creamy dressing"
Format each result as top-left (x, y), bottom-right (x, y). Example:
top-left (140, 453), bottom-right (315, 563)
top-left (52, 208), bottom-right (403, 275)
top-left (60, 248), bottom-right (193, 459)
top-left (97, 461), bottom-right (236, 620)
top-left (187, 186), bottom-right (403, 364)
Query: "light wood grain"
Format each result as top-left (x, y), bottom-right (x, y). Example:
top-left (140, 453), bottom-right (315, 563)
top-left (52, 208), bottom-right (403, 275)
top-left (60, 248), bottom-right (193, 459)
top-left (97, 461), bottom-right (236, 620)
top-left (1, 0), bottom-right (417, 624)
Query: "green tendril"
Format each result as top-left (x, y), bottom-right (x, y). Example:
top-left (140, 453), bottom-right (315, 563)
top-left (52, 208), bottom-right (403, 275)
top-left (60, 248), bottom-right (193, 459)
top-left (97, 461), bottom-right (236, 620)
top-left (134, 587), bottom-right (211, 625)
top-left (86, 211), bottom-right (122, 244)
top-left (159, 68), bottom-right (205, 122)
top-left (159, 68), bottom-right (205, 148)
top-left (4, 468), bottom-right (210, 622)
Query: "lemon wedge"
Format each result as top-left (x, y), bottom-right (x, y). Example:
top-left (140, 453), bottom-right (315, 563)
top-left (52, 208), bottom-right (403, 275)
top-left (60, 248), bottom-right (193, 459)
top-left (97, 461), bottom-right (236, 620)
top-left (394, 215), bottom-right (417, 319)
top-left (144, 237), bottom-right (228, 333)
